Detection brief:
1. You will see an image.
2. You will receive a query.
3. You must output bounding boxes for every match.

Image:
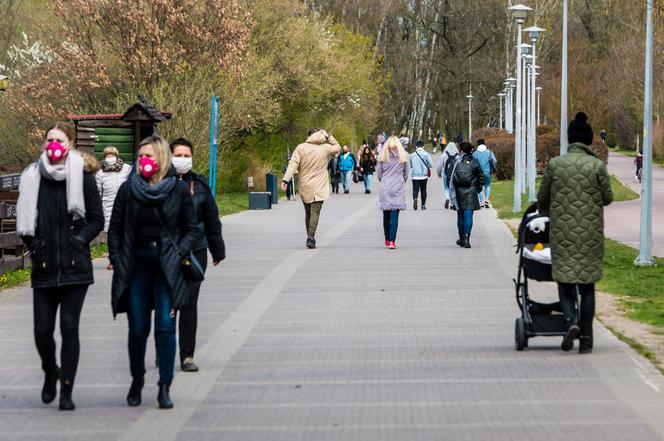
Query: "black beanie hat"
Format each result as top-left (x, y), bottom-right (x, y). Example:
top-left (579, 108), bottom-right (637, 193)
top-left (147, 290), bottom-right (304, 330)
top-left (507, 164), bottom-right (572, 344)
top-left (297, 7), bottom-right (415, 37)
top-left (568, 112), bottom-right (594, 146)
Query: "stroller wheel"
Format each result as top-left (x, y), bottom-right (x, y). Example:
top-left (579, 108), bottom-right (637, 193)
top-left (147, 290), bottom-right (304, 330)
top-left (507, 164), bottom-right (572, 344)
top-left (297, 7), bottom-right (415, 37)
top-left (515, 318), bottom-right (527, 351)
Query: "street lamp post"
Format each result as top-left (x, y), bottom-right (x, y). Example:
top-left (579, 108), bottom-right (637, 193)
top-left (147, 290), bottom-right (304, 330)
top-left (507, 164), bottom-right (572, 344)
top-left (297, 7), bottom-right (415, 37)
top-left (498, 93), bottom-right (505, 130)
top-left (505, 77), bottom-right (516, 133)
top-left (636, 0), bottom-right (655, 266)
top-left (536, 86), bottom-right (542, 126)
top-left (561, 0), bottom-right (569, 154)
top-left (509, 4), bottom-right (532, 213)
top-left (521, 48), bottom-right (532, 195)
top-left (467, 92), bottom-right (474, 141)
top-left (524, 26), bottom-right (545, 203)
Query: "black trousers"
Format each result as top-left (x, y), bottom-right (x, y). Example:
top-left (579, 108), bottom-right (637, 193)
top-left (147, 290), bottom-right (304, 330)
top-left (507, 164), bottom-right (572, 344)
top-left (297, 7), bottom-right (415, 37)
top-left (558, 283), bottom-right (595, 342)
top-left (33, 284), bottom-right (88, 382)
top-left (178, 249), bottom-right (208, 362)
top-left (412, 179), bottom-right (428, 206)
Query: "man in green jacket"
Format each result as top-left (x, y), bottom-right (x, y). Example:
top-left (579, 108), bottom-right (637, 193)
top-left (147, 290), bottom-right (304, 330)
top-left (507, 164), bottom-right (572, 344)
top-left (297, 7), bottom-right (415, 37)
top-left (537, 112), bottom-right (613, 354)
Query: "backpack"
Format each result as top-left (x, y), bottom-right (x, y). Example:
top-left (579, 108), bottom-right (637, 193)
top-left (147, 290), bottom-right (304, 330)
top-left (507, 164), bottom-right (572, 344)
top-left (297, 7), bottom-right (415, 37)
top-left (444, 153), bottom-right (458, 182)
top-left (453, 158), bottom-right (474, 187)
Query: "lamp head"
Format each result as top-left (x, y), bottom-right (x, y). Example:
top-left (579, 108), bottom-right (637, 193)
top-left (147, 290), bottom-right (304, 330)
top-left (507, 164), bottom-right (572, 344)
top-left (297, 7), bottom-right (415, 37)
top-left (508, 4), bottom-right (532, 24)
top-left (523, 26), bottom-right (545, 42)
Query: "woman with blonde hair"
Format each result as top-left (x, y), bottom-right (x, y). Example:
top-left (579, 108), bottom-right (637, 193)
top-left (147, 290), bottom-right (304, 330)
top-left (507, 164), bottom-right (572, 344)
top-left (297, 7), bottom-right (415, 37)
top-left (96, 146), bottom-right (131, 231)
top-left (108, 135), bottom-right (199, 409)
top-left (16, 121), bottom-right (104, 410)
top-left (376, 136), bottom-right (410, 249)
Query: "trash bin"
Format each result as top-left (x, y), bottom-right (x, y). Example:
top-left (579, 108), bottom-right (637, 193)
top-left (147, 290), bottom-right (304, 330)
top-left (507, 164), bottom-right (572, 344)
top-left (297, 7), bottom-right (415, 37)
top-left (266, 173), bottom-right (278, 205)
top-left (249, 192), bottom-right (272, 210)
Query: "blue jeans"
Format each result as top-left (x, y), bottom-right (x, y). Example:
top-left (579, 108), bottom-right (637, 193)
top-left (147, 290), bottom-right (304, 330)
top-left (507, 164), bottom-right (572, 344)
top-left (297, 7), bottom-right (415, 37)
top-left (363, 173), bottom-right (373, 191)
top-left (341, 170), bottom-right (352, 192)
top-left (382, 210), bottom-right (400, 241)
top-left (479, 174), bottom-right (492, 204)
top-left (456, 209), bottom-right (474, 236)
top-left (127, 247), bottom-right (176, 385)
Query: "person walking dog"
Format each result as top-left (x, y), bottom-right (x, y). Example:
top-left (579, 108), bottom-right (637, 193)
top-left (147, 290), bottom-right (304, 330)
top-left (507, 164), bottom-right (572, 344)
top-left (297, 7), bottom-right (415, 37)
top-left (282, 129), bottom-right (341, 249)
top-left (448, 142), bottom-right (483, 248)
top-left (171, 138), bottom-right (226, 372)
top-left (16, 121), bottom-right (104, 410)
top-left (538, 112), bottom-right (613, 354)
top-left (108, 135), bottom-right (200, 409)
top-left (409, 140), bottom-right (432, 210)
top-left (96, 146), bottom-right (131, 231)
top-left (377, 136), bottom-right (410, 249)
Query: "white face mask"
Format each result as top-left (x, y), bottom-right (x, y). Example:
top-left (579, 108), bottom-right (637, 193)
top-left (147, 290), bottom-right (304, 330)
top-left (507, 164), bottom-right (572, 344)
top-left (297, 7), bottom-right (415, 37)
top-left (105, 155), bottom-right (118, 165)
top-left (172, 156), bottom-right (193, 175)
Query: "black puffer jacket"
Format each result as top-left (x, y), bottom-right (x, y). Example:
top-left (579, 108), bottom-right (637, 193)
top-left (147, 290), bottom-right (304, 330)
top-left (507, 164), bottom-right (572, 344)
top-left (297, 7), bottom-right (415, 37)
top-left (21, 171), bottom-right (104, 288)
top-left (178, 172), bottom-right (225, 262)
top-left (108, 173), bottom-right (200, 316)
top-left (450, 153), bottom-right (484, 211)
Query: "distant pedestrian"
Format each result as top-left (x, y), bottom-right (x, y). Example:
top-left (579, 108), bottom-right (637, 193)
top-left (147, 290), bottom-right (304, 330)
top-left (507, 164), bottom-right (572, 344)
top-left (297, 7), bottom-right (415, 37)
top-left (108, 135), bottom-right (200, 409)
top-left (16, 121), bottom-right (104, 411)
top-left (472, 139), bottom-right (497, 208)
top-left (600, 130), bottom-right (607, 144)
top-left (282, 129), bottom-right (341, 249)
top-left (96, 146), bottom-right (131, 231)
top-left (448, 142), bottom-right (483, 248)
top-left (282, 156), bottom-right (293, 200)
top-left (537, 112), bottom-right (613, 354)
top-left (171, 138), bottom-right (226, 373)
top-left (634, 150), bottom-right (643, 183)
top-left (359, 145), bottom-right (377, 194)
top-left (328, 153), bottom-right (341, 194)
top-left (377, 136), bottom-right (410, 249)
top-left (337, 145), bottom-right (356, 194)
top-left (436, 141), bottom-right (459, 209)
top-left (409, 140), bottom-right (432, 210)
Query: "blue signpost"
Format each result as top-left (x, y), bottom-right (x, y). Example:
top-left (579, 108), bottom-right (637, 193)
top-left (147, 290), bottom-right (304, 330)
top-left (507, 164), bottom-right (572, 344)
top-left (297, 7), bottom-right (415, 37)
top-left (208, 96), bottom-right (220, 196)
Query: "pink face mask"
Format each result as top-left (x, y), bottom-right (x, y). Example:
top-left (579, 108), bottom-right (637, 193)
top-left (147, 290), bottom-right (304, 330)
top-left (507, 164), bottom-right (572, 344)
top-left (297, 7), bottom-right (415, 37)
top-left (139, 156), bottom-right (159, 179)
top-left (46, 141), bottom-right (68, 162)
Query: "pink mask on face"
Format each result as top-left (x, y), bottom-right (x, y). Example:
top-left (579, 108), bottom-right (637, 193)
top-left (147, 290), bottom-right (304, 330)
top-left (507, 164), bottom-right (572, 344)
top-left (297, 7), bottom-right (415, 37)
top-left (139, 156), bottom-right (159, 179)
top-left (46, 141), bottom-right (68, 162)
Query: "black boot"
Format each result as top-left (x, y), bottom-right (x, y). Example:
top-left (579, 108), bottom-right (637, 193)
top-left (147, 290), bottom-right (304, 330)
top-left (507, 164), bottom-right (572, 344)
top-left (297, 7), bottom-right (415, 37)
top-left (561, 324), bottom-right (580, 352)
top-left (464, 235), bottom-right (471, 248)
top-left (59, 380), bottom-right (75, 411)
top-left (157, 384), bottom-right (173, 409)
top-left (126, 376), bottom-right (144, 407)
top-left (456, 235), bottom-right (464, 247)
top-left (579, 336), bottom-right (593, 354)
top-left (41, 365), bottom-right (60, 404)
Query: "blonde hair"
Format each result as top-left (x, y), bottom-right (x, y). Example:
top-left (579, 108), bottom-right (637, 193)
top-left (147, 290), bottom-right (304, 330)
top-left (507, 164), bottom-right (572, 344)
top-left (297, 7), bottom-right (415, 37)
top-left (137, 135), bottom-right (171, 181)
top-left (379, 136), bottom-right (408, 163)
top-left (103, 146), bottom-right (119, 157)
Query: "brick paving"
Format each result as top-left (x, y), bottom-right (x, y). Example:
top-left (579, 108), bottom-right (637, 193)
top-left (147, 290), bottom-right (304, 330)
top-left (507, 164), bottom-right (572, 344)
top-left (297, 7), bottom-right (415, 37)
top-left (1, 174), bottom-right (664, 441)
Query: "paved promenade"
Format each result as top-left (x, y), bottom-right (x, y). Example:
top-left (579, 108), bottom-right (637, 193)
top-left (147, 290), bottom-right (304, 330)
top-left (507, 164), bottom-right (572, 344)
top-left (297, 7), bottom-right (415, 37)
top-left (2, 175), bottom-right (664, 440)
top-left (606, 151), bottom-right (664, 256)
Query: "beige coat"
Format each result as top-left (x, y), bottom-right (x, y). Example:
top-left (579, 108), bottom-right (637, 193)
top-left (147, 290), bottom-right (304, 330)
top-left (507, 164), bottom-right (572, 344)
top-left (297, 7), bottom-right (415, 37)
top-left (283, 131), bottom-right (341, 203)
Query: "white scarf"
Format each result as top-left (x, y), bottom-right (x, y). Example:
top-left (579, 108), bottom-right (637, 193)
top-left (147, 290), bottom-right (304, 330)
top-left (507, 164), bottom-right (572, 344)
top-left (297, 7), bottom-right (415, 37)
top-left (16, 150), bottom-right (86, 236)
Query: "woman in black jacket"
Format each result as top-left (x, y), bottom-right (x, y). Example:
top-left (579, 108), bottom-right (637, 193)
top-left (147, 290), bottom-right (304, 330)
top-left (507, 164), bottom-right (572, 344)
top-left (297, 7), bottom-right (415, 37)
top-left (359, 144), bottom-right (377, 194)
top-left (448, 142), bottom-right (484, 248)
top-left (16, 121), bottom-right (104, 411)
top-left (108, 135), bottom-right (199, 409)
top-left (171, 137), bottom-right (226, 372)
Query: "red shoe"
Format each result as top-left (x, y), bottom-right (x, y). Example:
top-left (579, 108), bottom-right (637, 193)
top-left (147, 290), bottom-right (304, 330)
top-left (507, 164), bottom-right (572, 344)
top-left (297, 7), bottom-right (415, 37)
top-left (384, 240), bottom-right (390, 247)
top-left (388, 241), bottom-right (396, 249)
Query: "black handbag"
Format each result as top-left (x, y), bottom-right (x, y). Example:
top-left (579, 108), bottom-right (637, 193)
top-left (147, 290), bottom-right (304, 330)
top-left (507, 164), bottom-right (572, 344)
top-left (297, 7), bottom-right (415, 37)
top-left (152, 207), bottom-right (205, 283)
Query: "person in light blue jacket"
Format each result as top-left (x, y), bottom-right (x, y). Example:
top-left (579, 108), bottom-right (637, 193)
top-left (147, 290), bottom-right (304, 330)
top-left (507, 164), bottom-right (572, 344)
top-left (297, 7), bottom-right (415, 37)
top-left (472, 139), bottom-right (497, 208)
top-left (337, 145), bottom-right (356, 194)
top-left (409, 140), bottom-right (432, 210)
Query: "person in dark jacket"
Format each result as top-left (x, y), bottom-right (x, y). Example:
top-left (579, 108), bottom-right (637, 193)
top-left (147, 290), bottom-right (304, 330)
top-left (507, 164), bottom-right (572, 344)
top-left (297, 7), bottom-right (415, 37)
top-left (108, 135), bottom-right (199, 409)
top-left (171, 138), bottom-right (226, 372)
top-left (328, 153), bottom-right (342, 194)
top-left (359, 145), bottom-right (377, 194)
top-left (447, 142), bottom-right (484, 248)
top-left (16, 121), bottom-right (104, 411)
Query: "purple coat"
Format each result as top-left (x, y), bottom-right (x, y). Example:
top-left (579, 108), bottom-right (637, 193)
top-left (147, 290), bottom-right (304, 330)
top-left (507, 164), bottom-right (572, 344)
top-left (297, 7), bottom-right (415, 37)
top-left (377, 152), bottom-right (410, 210)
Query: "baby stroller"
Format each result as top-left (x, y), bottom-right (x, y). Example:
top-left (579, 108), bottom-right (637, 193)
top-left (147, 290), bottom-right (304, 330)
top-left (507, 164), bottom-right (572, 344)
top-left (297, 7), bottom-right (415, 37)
top-left (513, 203), bottom-right (578, 350)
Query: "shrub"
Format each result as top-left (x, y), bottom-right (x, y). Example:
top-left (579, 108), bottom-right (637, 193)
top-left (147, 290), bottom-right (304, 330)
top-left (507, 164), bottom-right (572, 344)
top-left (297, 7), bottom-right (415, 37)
top-left (484, 133), bottom-right (515, 180)
top-left (536, 124), bottom-right (556, 135)
top-left (472, 127), bottom-right (505, 141)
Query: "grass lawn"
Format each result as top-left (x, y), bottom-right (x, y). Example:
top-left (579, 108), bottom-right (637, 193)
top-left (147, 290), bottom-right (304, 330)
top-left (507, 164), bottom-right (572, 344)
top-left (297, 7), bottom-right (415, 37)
top-left (609, 174), bottom-right (640, 202)
top-left (217, 192), bottom-right (249, 216)
top-left (599, 239), bottom-right (664, 328)
top-left (490, 178), bottom-right (541, 220)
